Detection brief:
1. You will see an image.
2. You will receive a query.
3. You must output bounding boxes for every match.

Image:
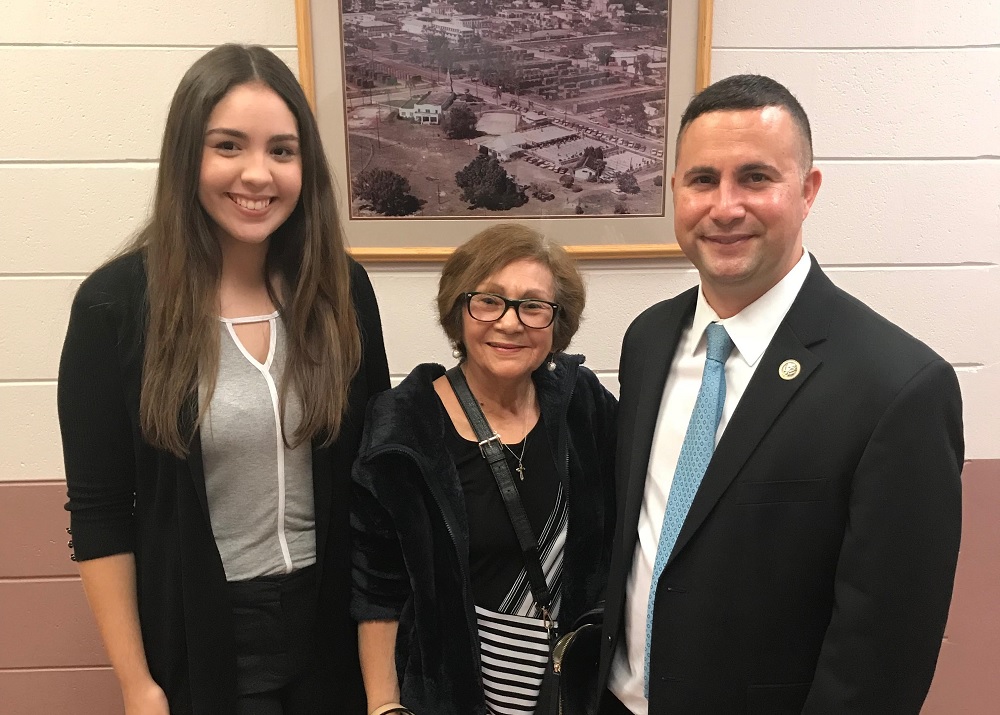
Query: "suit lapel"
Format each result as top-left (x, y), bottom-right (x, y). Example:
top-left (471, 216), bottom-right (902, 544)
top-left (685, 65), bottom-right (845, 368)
top-left (667, 259), bottom-right (837, 565)
top-left (617, 291), bottom-right (696, 562)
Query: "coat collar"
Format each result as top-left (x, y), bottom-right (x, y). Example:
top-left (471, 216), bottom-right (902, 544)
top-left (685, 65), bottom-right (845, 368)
top-left (356, 354), bottom-right (586, 581)
top-left (623, 258), bottom-right (839, 567)
top-left (359, 354), bottom-right (585, 463)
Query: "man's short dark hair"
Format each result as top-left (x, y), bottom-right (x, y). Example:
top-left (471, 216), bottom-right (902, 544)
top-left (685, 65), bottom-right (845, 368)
top-left (677, 74), bottom-right (813, 168)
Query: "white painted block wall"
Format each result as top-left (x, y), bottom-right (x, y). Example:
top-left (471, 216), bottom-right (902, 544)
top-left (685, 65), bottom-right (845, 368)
top-left (1, 1), bottom-right (997, 485)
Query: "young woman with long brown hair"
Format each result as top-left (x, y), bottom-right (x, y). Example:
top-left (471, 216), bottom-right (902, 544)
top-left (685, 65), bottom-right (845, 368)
top-left (58, 44), bottom-right (389, 715)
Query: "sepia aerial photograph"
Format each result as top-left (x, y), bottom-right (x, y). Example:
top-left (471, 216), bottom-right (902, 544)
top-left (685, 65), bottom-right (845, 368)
top-left (335, 0), bottom-right (671, 218)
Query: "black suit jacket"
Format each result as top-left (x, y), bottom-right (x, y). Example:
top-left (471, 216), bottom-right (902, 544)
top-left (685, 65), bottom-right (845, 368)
top-left (598, 259), bottom-right (963, 714)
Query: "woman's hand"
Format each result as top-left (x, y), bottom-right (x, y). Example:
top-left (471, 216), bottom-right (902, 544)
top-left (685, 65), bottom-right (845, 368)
top-left (77, 555), bottom-right (166, 714)
top-left (122, 678), bottom-right (170, 715)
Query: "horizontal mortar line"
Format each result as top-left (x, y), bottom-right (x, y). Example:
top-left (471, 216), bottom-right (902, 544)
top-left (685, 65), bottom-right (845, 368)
top-left (1, 42), bottom-right (297, 50)
top-left (822, 262), bottom-right (996, 270)
top-left (713, 44), bottom-right (1000, 52)
top-left (815, 156), bottom-right (1000, 163)
top-left (0, 575), bottom-right (80, 584)
top-left (0, 272), bottom-right (89, 278)
top-left (0, 665), bottom-right (112, 674)
top-left (0, 379), bottom-right (58, 387)
top-left (0, 159), bottom-right (157, 167)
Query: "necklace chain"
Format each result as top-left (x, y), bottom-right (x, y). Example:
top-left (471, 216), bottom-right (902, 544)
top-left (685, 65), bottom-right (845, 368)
top-left (464, 369), bottom-right (532, 479)
top-left (503, 432), bottom-right (529, 480)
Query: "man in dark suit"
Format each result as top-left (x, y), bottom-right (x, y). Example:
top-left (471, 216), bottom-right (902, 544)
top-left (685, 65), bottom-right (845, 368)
top-left (597, 75), bottom-right (963, 714)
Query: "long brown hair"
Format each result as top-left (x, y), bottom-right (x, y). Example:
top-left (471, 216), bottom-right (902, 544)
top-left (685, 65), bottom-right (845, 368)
top-left (128, 44), bottom-right (360, 456)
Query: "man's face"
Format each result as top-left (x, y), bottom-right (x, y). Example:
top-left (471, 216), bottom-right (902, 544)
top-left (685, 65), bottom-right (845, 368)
top-left (671, 107), bottom-right (821, 317)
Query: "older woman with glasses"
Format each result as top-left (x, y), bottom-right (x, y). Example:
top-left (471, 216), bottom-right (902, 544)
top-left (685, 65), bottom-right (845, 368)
top-left (351, 224), bottom-right (617, 715)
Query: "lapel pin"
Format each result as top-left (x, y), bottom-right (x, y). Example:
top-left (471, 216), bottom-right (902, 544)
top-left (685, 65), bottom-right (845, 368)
top-left (778, 359), bottom-right (801, 380)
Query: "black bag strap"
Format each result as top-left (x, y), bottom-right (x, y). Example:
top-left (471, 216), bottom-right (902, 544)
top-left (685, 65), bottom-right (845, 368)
top-left (446, 366), bottom-right (553, 613)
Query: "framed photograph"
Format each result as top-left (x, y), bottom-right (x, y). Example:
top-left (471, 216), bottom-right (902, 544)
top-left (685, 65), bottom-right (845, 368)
top-left (295, 0), bottom-right (713, 261)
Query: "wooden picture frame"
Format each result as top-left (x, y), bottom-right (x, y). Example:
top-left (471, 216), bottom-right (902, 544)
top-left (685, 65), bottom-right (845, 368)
top-left (296, 0), bottom-right (713, 262)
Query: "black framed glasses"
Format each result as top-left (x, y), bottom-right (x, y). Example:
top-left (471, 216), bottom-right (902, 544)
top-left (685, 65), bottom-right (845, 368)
top-left (464, 292), bottom-right (559, 329)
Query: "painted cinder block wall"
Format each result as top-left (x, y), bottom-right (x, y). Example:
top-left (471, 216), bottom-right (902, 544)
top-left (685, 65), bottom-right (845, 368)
top-left (1, 1), bottom-right (996, 713)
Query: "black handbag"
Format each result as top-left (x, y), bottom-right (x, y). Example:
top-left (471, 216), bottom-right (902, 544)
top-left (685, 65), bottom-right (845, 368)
top-left (446, 367), bottom-right (604, 715)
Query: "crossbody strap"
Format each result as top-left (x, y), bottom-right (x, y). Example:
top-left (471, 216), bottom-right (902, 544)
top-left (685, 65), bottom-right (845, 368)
top-left (445, 366), bottom-right (554, 613)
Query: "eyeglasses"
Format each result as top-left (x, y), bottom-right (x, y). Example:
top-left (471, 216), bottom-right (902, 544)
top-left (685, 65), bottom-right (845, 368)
top-left (464, 292), bottom-right (559, 329)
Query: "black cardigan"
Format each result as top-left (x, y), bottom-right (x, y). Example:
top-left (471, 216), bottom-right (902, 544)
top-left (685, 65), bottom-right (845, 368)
top-left (59, 251), bottom-right (390, 715)
top-left (351, 357), bottom-right (618, 715)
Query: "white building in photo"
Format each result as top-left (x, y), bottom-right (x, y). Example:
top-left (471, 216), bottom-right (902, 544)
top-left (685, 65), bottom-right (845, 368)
top-left (430, 21), bottom-right (477, 42)
top-left (413, 90), bottom-right (456, 124)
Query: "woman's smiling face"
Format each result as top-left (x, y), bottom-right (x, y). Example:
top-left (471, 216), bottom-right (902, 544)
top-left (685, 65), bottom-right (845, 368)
top-left (462, 258), bottom-right (557, 382)
top-left (198, 82), bottom-right (302, 251)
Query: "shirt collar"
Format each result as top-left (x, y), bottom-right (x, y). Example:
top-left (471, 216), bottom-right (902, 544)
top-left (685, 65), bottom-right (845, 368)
top-left (688, 250), bottom-right (812, 366)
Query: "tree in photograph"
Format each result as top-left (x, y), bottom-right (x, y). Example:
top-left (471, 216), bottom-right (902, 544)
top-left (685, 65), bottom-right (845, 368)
top-left (444, 102), bottom-right (479, 139)
top-left (354, 168), bottom-right (421, 216)
top-left (636, 53), bottom-right (652, 76)
top-left (408, 48), bottom-right (422, 66)
top-left (604, 106), bottom-right (623, 124)
top-left (625, 98), bottom-right (648, 133)
top-left (425, 35), bottom-right (455, 75)
top-left (559, 173), bottom-right (574, 188)
top-left (579, 146), bottom-right (606, 178)
top-left (427, 35), bottom-right (449, 55)
top-left (455, 154), bottom-right (527, 210)
top-left (614, 201), bottom-right (629, 214)
top-left (617, 172), bottom-right (640, 194)
top-left (390, 41), bottom-right (399, 54)
top-left (595, 46), bottom-right (615, 67)
top-left (653, 174), bottom-right (663, 187)
top-left (437, 46), bottom-right (455, 75)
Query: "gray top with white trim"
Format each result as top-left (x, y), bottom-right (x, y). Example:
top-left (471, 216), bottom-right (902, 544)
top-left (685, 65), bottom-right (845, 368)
top-left (201, 312), bottom-right (315, 582)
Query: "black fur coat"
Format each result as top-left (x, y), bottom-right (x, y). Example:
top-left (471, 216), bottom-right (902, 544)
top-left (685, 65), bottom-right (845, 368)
top-left (351, 355), bottom-right (617, 714)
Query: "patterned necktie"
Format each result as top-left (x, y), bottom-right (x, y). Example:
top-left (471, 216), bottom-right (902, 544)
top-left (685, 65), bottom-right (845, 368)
top-left (644, 322), bottom-right (734, 696)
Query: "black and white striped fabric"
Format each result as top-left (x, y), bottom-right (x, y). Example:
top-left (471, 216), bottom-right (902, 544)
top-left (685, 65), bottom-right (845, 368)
top-left (477, 482), bottom-right (568, 714)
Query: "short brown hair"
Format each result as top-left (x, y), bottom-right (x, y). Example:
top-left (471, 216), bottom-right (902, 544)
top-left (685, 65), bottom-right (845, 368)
top-left (677, 74), bottom-right (813, 171)
top-left (438, 224), bottom-right (585, 357)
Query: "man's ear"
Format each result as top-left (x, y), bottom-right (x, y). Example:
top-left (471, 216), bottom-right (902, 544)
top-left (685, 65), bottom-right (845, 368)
top-left (801, 166), bottom-right (822, 219)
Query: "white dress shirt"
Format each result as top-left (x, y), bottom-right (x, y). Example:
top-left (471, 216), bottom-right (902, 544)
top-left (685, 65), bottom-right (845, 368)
top-left (608, 251), bottom-right (812, 714)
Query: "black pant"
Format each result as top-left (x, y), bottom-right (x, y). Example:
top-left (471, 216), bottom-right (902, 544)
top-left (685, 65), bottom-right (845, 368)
top-left (598, 690), bottom-right (635, 715)
top-left (229, 565), bottom-right (320, 715)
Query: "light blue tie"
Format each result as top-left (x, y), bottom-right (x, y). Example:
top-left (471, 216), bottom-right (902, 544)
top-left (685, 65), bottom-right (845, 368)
top-left (644, 322), bottom-right (734, 696)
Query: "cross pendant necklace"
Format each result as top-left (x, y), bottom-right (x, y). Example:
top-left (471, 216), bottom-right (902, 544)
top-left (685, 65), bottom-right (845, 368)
top-left (504, 433), bottom-right (529, 480)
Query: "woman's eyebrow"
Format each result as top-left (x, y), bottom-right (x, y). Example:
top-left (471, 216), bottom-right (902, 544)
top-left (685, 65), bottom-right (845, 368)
top-left (204, 128), bottom-right (299, 143)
